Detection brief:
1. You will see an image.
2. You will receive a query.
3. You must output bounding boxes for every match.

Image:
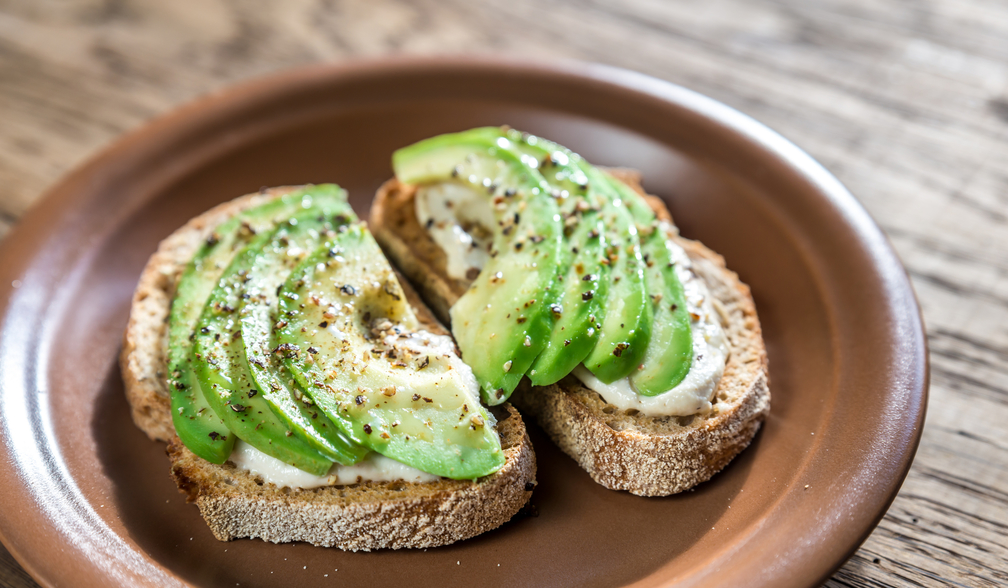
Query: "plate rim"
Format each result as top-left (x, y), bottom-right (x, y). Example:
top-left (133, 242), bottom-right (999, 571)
top-left (0, 55), bottom-right (929, 588)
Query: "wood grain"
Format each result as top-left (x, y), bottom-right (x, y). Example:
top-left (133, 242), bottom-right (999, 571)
top-left (1, 0), bottom-right (1006, 586)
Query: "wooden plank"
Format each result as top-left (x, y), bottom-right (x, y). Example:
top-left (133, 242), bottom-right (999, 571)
top-left (0, 0), bottom-right (1006, 586)
top-left (0, 544), bottom-right (37, 588)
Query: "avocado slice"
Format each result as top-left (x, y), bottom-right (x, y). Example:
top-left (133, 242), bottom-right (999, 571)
top-left (167, 186), bottom-right (347, 464)
top-left (192, 192), bottom-right (365, 475)
top-left (394, 127), bottom-right (693, 395)
top-left (495, 129), bottom-right (653, 383)
top-left (394, 131), bottom-right (564, 403)
top-left (485, 130), bottom-right (612, 385)
top-left (605, 176), bottom-right (694, 394)
top-left (527, 209), bottom-right (610, 385)
top-left (578, 164), bottom-right (653, 382)
top-left (191, 201), bottom-right (368, 475)
top-left (193, 228), bottom-right (331, 475)
top-left (275, 225), bottom-right (505, 480)
top-left (239, 210), bottom-right (368, 466)
top-left (525, 139), bottom-right (691, 387)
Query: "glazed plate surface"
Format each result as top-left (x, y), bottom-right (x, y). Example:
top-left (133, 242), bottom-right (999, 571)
top-left (0, 57), bottom-right (927, 588)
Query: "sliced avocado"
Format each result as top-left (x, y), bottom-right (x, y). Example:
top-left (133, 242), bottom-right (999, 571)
top-left (527, 210), bottom-right (609, 385)
top-left (276, 225), bottom-right (505, 480)
top-left (396, 127), bottom-right (692, 394)
top-left (192, 229), bottom-right (332, 475)
top-left (239, 210), bottom-right (368, 466)
top-left (605, 175), bottom-right (694, 393)
top-left (190, 202), bottom-right (367, 474)
top-left (579, 165), bottom-right (653, 382)
top-left (394, 131), bottom-right (564, 403)
top-left (527, 136), bottom-right (691, 387)
top-left (488, 130), bottom-right (612, 385)
top-left (628, 226), bottom-right (693, 394)
top-left (192, 195), bottom-right (365, 475)
top-left (167, 186), bottom-right (346, 464)
top-left (500, 130), bottom-right (653, 383)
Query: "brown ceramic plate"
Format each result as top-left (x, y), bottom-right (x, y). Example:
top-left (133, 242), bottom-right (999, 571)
top-left (0, 57), bottom-right (927, 588)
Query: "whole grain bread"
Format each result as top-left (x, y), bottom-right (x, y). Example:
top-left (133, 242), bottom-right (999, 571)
top-left (120, 186), bottom-right (537, 549)
top-left (370, 173), bottom-right (770, 497)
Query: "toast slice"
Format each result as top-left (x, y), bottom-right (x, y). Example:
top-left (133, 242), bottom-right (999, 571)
top-left (120, 186), bottom-right (536, 549)
top-left (370, 173), bottom-right (770, 497)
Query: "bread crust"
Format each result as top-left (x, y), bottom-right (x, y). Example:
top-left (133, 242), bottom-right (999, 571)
top-left (120, 186), bottom-right (536, 549)
top-left (370, 174), bottom-right (770, 497)
top-left (168, 403), bottom-right (533, 549)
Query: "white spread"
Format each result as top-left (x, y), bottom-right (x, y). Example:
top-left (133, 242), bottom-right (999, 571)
top-left (415, 183), bottom-right (496, 280)
top-left (416, 181), bottom-right (730, 417)
top-left (230, 442), bottom-right (440, 489)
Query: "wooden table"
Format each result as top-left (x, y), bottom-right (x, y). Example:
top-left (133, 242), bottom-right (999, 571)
top-left (1, 1), bottom-right (1005, 586)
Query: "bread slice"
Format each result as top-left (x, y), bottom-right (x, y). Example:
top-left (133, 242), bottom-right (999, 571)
top-left (370, 173), bottom-right (770, 497)
top-left (119, 186), bottom-right (537, 549)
